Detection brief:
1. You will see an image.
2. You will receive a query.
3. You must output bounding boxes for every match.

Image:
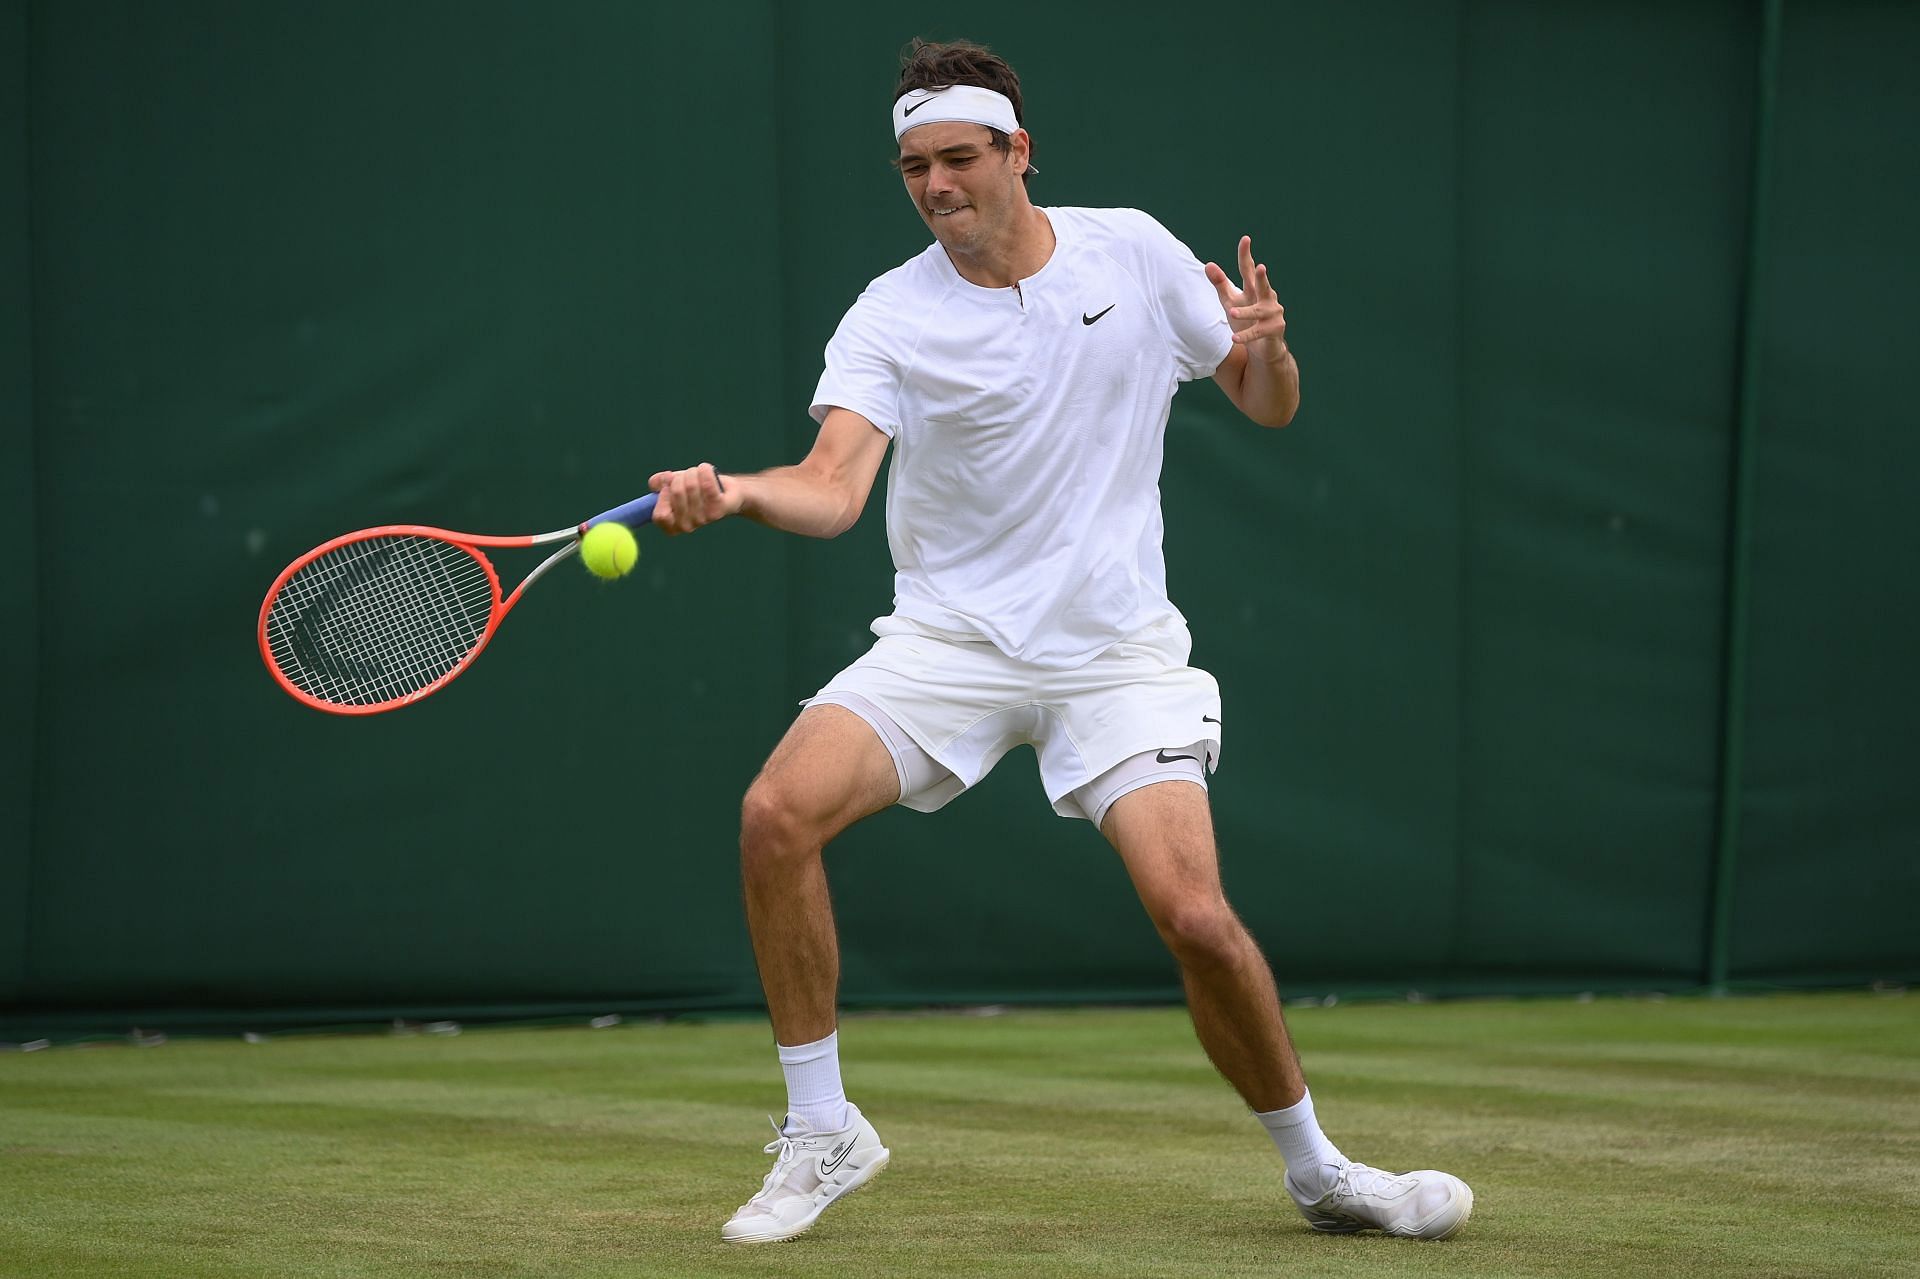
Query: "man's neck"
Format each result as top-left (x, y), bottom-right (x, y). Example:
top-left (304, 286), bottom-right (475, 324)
top-left (946, 206), bottom-right (1054, 290)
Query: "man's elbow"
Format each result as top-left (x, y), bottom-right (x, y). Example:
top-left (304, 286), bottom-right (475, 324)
top-left (822, 486), bottom-right (867, 538)
top-left (1248, 391), bottom-right (1297, 429)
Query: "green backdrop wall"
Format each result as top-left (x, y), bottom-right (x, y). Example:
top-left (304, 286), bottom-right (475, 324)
top-left (4, 0), bottom-right (1915, 1037)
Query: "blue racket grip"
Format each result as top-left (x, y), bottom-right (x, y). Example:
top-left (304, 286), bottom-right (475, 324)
top-left (585, 474), bottom-right (725, 530)
top-left (585, 493), bottom-right (659, 530)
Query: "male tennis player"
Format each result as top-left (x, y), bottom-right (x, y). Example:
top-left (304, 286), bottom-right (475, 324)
top-left (649, 38), bottom-right (1472, 1246)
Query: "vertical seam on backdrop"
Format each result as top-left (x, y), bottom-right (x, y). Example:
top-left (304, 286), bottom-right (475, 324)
top-left (1704, 0), bottom-right (1784, 990)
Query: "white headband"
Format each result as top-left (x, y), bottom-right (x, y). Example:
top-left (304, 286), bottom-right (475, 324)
top-left (892, 85), bottom-right (1020, 141)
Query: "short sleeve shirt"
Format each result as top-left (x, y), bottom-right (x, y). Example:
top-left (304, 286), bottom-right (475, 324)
top-left (811, 206), bottom-right (1233, 669)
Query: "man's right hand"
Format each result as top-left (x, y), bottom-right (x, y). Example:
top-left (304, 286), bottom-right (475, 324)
top-left (648, 462), bottom-right (739, 534)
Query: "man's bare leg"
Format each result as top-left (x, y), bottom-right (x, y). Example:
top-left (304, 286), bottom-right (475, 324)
top-left (723, 704), bottom-right (901, 1245)
top-left (1101, 779), bottom-right (1474, 1239)
top-left (739, 704), bottom-right (901, 1045)
top-left (1099, 779), bottom-right (1301, 1111)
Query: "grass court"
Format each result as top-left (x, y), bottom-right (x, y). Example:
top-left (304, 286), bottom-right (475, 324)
top-left (3, 992), bottom-right (1915, 1277)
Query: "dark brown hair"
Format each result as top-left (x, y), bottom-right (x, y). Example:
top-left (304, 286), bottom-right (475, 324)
top-left (895, 38), bottom-right (1034, 183)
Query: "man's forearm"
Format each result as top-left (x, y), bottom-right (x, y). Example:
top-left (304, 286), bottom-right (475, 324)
top-left (1221, 341), bottom-right (1300, 429)
top-left (1243, 345), bottom-right (1300, 428)
top-left (732, 465), bottom-right (866, 539)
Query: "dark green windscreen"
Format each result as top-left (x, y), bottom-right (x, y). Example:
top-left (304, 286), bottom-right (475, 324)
top-left (2, 0), bottom-right (34, 1008)
top-left (6, 1), bottom-right (1914, 1035)
top-left (1727, 2), bottom-right (1920, 985)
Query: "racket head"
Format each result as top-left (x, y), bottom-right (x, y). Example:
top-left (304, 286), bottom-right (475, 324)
top-left (258, 526), bottom-right (513, 715)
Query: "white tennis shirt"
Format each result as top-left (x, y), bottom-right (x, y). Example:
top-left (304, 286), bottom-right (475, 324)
top-left (811, 206), bottom-right (1234, 669)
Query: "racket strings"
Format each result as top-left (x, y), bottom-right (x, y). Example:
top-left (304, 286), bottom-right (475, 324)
top-left (264, 535), bottom-right (497, 707)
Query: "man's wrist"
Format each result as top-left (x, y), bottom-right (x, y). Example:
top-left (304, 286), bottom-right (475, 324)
top-left (721, 473), bottom-right (749, 520)
top-left (1253, 340), bottom-right (1293, 370)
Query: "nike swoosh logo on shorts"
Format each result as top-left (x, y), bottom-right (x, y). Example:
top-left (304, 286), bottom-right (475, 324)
top-left (1156, 750), bottom-right (1198, 764)
top-left (1082, 304), bottom-right (1116, 325)
top-left (1202, 715), bottom-right (1220, 724)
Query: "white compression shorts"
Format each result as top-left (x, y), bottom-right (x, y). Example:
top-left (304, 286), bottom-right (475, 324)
top-left (804, 615), bottom-right (1222, 826)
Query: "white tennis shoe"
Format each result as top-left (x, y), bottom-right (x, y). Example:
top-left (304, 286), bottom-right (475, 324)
top-left (720, 1103), bottom-right (890, 1244)
top-left (1288, 1161), bottom-right (1474, 1240)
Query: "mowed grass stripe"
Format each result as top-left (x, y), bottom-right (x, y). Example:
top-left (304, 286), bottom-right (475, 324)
top-left (2, 994), bottom-right (1915, 1278)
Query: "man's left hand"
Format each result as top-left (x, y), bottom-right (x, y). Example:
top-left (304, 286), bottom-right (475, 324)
top-left (1205, 235), bottom-right (1288, 365)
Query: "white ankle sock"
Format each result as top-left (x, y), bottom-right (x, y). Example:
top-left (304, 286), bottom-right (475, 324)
top-left (1255, 1090), bottom-right (1347, 1199)
top-left (777, 1031), bottom-right (849, 1134)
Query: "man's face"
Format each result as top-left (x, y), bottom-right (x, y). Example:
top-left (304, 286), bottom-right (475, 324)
top-left (897, 122), bottom-right (1027, 255)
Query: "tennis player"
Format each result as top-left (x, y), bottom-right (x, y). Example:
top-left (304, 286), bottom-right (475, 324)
top-left (649, 38), bottom-right (1472, 1245)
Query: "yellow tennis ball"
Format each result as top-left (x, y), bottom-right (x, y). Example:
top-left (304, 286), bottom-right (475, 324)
top-left (579, 522), bottom-right (638, 580)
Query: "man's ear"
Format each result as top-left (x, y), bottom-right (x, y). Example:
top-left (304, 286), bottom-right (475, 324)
top-left (1011, 128), bottom-right (1033, 173)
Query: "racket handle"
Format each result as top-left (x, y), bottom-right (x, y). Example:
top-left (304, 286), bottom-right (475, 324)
top-left (585, 474), bottom-right (725, 531)
top-left (585, 493), bottom-right (659, 530)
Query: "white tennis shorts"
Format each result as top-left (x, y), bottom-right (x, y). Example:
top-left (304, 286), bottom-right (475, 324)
top-left (805, 614), bottom-right (1222, 824)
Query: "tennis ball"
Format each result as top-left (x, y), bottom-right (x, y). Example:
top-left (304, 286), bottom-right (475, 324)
top-left (579, 521), bottom-right (639, 580)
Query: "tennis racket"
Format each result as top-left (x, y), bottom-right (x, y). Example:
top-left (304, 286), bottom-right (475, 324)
top-left (258, 493), bottom-right (660, 715)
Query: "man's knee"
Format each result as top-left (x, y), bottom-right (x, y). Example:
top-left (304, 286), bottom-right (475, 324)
top-left (1154, 895), bottom-right (1250, 971)
top-left (739, 778), bottom-right (819, 869)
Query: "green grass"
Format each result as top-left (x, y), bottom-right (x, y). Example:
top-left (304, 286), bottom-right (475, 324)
top-left (2, 993), bottom-right (1916, 1278)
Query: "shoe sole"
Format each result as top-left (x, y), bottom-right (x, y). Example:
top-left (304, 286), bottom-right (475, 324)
top-left (721, 1148), bottom-right (891, 1245)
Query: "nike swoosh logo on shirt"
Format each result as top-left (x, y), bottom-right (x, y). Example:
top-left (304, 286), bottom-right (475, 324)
top-left (1202, 716), bottom-right (1220, 724)
top-left (1156, 750), bottom-right (1198, 764)
top-left (1082, 305), bottom-right (1116, 325)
